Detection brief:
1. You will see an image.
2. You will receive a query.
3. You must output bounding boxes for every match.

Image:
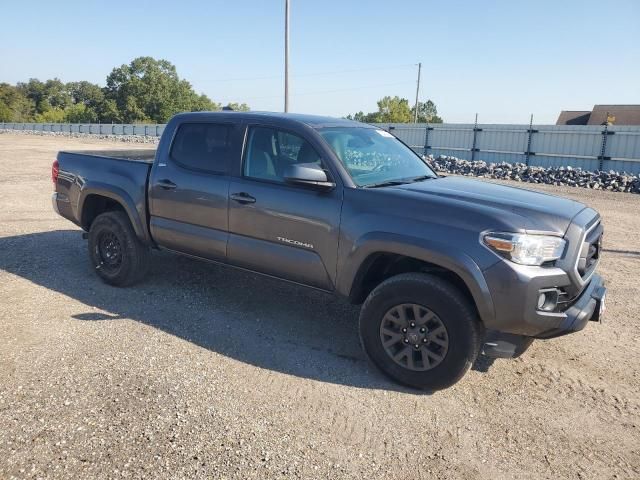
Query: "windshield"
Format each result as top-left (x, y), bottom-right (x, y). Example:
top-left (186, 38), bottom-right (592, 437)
top-left (318, 127), bottom-right (436, 187)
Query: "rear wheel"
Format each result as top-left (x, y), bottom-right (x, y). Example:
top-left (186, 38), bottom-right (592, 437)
top-left (359, 273), bottom-right (483, 391)
top-left (88, 211), bottom-right (150, 286)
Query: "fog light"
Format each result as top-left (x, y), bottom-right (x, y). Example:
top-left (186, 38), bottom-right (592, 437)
top-left (537, 293), bottom-right (546, 309)
top-left (537, 289), bottom-right (559, 312)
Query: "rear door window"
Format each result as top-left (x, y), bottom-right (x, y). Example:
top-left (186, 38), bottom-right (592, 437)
top-left (170, 123), bottom-right (231, 174)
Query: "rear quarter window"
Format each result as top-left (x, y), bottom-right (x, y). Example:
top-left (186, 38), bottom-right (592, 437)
top-left (170, 123), bottom-right (231, 174)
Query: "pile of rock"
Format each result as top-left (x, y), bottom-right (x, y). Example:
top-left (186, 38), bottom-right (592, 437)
top-left (428, 155), bottom-right (640, 194)
top-left (0, 129), bottom-right (160, 144)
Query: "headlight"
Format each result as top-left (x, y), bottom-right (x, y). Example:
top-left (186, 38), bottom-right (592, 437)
top-left (483, 232), bottom-right (566, 266)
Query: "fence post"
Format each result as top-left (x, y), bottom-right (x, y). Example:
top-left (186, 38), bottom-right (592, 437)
top-left (423, 123), bottom-right (432, 157)
top-left (598, 123), bottom-right (613, 171)
top-left (525, 114), bottom-right (537, 166)
top-left (471, 113), bottom-right (481, 161)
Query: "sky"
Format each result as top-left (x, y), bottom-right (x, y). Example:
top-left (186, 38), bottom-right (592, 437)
top-left (0, 0), bottom-right (638, 124)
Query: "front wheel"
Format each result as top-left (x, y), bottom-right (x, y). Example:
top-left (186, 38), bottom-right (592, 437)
top-left (359, 273), bottom-right (483, 391)
top-left (88, 211), bottom-right (150, 287)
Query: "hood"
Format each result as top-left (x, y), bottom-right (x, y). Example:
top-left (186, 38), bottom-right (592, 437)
top-left (390, 176), bottom-right (586, 234)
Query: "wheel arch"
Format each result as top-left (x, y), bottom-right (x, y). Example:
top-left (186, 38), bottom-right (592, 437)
top-left (342, 233), bottom-right (495, 325)
top-left (78, 184), bottom-right (150, 244)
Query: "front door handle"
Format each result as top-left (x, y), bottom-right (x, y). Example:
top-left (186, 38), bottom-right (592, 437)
top-left (230, 192), bottom-right (256, 204)
top-left (157, 179), bottom-right (177, 190)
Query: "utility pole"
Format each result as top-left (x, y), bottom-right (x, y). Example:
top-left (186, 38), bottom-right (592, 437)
top-left (413, 62), bottom-right (422, 123)
top-left (284, 0), bottom-right (290, 112)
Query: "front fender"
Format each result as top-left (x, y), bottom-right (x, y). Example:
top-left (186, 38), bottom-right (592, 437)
top-left (78, 181), bottom-right (150, 244)
top-left (337, 231), bottom-right (496, 325)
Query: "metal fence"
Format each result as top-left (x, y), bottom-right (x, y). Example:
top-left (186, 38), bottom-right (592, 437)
top-left (2, 121), bottom-right (640, 174)
top-left (0, 122), bottom-right (166, 137)
top-left (375, 123), bottom-right (640, 174)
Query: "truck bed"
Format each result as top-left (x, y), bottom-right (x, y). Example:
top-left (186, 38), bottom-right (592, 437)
top-left (59, 149), bottom-right (156, 163)
top-left (54, 149), bottom-right (154, 240)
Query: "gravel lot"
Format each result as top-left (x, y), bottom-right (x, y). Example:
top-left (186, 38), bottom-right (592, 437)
top-left (1, 134), bottom-right (638, 479)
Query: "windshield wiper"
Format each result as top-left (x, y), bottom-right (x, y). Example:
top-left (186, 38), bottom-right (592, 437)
top-left (406, 175), bottom-right (436, 183)
top-left (364, 180), bottom-right (411, 188)
top-left (364, 175), bottom-right (436, 188)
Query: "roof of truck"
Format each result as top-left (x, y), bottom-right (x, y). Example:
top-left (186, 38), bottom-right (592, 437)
top-left (172, 111), bottom-right (371, 129)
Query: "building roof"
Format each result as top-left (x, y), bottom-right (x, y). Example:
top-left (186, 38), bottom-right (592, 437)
top-left (557, 105), bottom-right (640, 126)
top-left (587, 105), bottom-right (640, 126)
top-left (556, 111), bottom-right (591, 125)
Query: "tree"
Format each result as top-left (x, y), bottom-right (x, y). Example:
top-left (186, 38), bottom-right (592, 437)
top-left (64, 81), bottom-right (105, 122)
top-left (412, 100), bottom-right (443, 123)
top-left (104, 57), bottom-right (220, 123)
top-left (0, 83), bottom-right (34, 121)
top-left (224, 102), bottom-right (250, 112)
top-left (95, 99), bottom-right (122, 123)
top-left (370, 96), bottom-right (412, 123)
top-left (17, 78), bottom-right (71, 115)
top-left (0, 102), bottom-right (10, 122)
top-left (16, 79), bottom-right (47, 112)
top-left (43, 79), bottom-right (71, 110)
top-left (63, 103), bottom-right (97, 123)
top-left (35, 107), bottom-right (66, 123)
top-left (348, 97), bottom-right (443, 124)
top-left (3, 56), bottom-right (248, 123)
top-left (345, 111), bottom-right (372, 122)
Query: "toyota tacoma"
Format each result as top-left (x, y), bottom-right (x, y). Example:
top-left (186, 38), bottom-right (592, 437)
top-left (52, 112), bottom-right (606, 390)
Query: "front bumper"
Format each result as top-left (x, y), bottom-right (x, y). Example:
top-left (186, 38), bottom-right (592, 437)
top-left (482, 274), bottom-right (605, 358)
top-left (482, 256), bottom-right (606, 338)
top-left (534, 273), bottom-right (606, 339)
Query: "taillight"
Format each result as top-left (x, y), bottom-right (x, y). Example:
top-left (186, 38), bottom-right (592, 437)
top-left (52, 160), bottom-right (59, 186)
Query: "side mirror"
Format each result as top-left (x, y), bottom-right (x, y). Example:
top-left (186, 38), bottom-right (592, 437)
top-left (283, 163), bottom-right (336, 190)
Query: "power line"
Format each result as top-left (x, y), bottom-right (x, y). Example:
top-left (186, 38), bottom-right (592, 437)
top-left (207, 64), bottom-right (415, 83)
top-left (220, 81), bottom-right (415, 102)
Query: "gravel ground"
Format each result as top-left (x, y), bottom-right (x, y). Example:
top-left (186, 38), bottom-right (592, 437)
top-left (0, 134), bottom-right (638, 480)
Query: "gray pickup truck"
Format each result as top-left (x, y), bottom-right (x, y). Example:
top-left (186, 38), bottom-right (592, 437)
top-left (52, 112), bottom-right (606, 390)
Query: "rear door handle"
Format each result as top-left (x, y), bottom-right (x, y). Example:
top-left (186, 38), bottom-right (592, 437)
top-left (230, 192), bottom-right (256, 204)
top-left (157, 179), bottom-right (177, 190)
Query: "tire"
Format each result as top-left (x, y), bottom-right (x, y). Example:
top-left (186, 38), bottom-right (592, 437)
top-left (88, 210), bottom-right (150, 287)
top-left (359, 273), bottom-right (483, 391)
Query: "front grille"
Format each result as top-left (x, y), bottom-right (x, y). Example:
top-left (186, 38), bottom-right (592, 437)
top-left (577, 223), bottom-right (602, 279)
top-left (560, 209), bottom-right (602, 295)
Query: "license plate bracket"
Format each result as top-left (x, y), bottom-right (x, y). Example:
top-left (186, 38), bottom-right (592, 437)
top-left (591, 287), bottom-right (606, 323)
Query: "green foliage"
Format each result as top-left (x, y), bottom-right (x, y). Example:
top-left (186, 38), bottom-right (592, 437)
top-left (104, 57), bottom-right (221, 123)
top-left (3, 61), bottom-right (442, 127)
top-left (348, 97), bottom-right (443, 124)
top-left (1, 57), bottom-right (238, 124)
top-left (373, 96), bottom-right (412, 123)
top-left (0, 102), bottom-right (12, 122)
top-left (411, 100), bottom-right (443, 123)
top-left (0, 83), bottom-right (34, 121)
top-left (34, 107), bottom-right (66, 123)
top-left (225, 102), bottom-right (250, 112)
top-left (345, 111), bottom-right (370, 122)
top-left (67, 81), bottom-right (105, 109)
top-left (63, 103), bottom-right (97, 123)
top-left (95, 99), bottom-right (122, 123)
